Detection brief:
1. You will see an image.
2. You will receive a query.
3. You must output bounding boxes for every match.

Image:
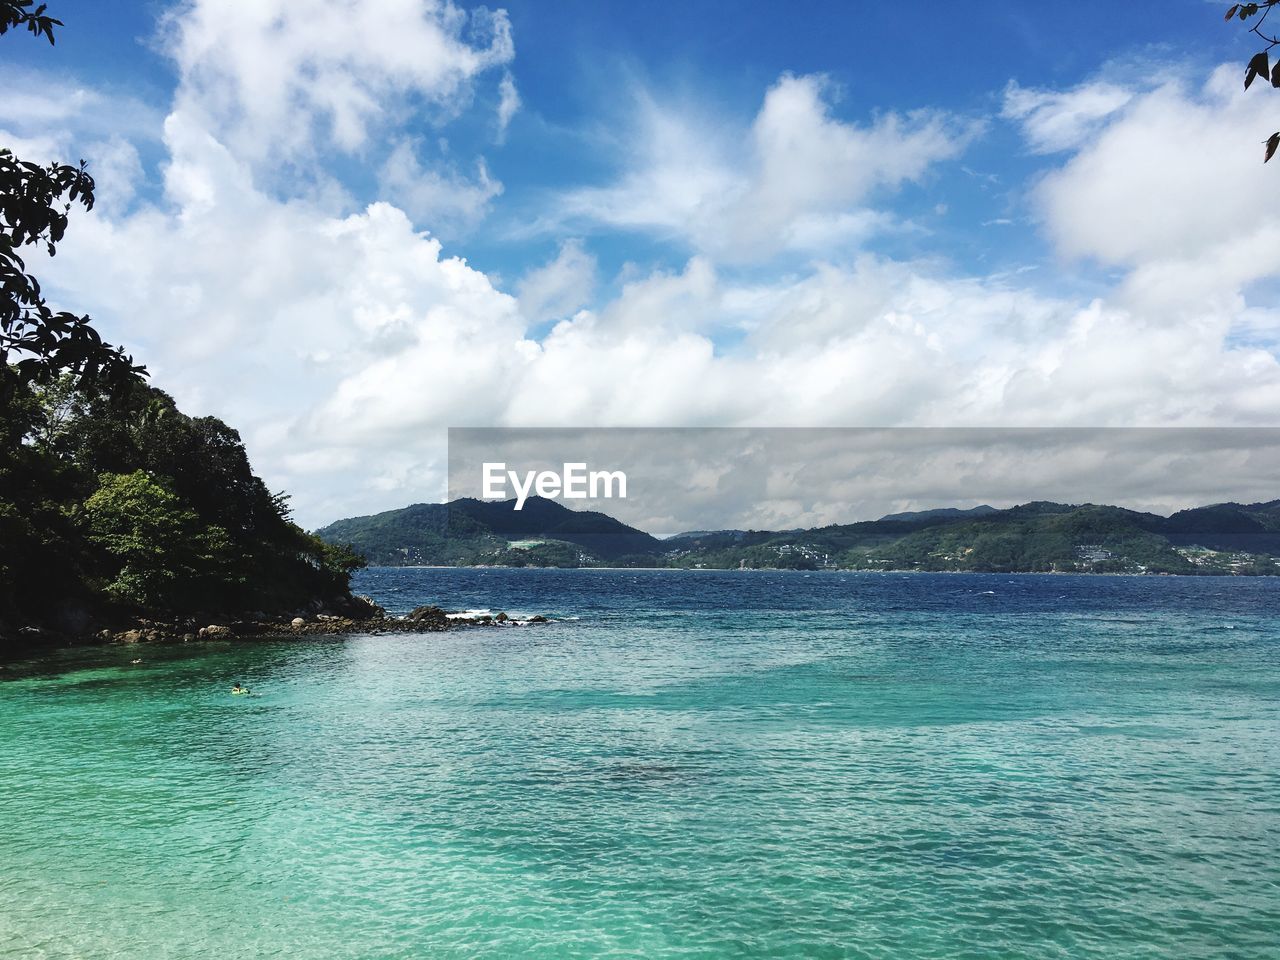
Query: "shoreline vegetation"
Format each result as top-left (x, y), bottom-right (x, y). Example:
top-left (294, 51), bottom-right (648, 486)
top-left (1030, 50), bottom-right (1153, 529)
top-left (0, 375), bottom-right (376, 653)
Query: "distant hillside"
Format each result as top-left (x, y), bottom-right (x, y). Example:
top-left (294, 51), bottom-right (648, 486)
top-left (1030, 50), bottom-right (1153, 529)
top-left (314, 497), bottom-right (663, 566)
top-left (316, 498), bottom-right (1280, 575)
top-left (878, 505), bottom-right (998, 523)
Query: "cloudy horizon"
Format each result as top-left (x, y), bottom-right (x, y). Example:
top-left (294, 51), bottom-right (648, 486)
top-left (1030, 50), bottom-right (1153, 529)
top-left (6, 1), bottom-right (1280, 528)
top-left (446, 427), bottom-right (1280, 537)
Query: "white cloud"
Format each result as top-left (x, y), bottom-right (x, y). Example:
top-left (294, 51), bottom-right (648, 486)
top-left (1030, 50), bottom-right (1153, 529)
top-left (496, 71), bottom-right (520, 141)
top-left (1020, 66), bottom-right (1280, 323)
top-left (0, 67), bottom-right (162, 147)
top-left (379, 140), bottom-right (503, 236)
top-left (1002, 79), bottom-right (1133, 153)
top-left (161, 0), bottom-right (513, 174)
top-left (516, 239), bottom-right (597, 324)
top-left (559, 73), bottom-right (976, 262)
top-left (23, 30), bottom-right (1280, 529)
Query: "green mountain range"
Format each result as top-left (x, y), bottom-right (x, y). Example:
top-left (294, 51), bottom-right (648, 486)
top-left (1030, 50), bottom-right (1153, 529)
top-left (315, 497), bottom-right (1280, 575)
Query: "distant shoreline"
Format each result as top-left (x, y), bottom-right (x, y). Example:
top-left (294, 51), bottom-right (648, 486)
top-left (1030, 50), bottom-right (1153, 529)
top-left (359, 565), bottom-right (1280, 579)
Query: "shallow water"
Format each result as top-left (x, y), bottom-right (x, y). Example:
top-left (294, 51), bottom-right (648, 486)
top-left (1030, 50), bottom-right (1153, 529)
top-left (2, 570), bottom-right (1279, 958)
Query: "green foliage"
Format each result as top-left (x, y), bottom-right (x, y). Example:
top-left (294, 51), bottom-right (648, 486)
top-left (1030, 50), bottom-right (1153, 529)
top-left (82, 471), bottom-right (237, 610)
top-left (314, 497), bottom-right (661, 566)
top-left (0, 375), bottom-right (362, 631)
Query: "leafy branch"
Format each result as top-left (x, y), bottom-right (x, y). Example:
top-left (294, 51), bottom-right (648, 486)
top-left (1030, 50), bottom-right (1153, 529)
top-left (0, 0), bottom-right (61, 44)
top-left (0, 3), bottom-right (145, 399)
top-left (1227, 1), bottom-right (1280, 160)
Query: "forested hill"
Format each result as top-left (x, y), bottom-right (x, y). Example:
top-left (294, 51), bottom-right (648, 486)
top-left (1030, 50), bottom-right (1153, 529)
top-left (0, 377), bottom-right (365, 644)
top-left (314, 497), bottom-right (663, 566)
top-left (316, 497), bottom-right (1280, 574)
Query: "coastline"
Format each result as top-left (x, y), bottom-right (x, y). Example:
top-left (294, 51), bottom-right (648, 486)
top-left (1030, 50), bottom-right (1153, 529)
top-left (2, 602), bottom-right (551, 657)
top-left (355, 563), bottom-right (1279, 578)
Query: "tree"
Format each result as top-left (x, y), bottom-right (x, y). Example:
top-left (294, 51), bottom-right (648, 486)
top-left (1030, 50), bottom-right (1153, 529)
top-left (1227, 2), bottom-right (1280, 160)
top-left (0, 1), bottom-right (143, 403)
top-left (82, 470), bottom-right (237, 610)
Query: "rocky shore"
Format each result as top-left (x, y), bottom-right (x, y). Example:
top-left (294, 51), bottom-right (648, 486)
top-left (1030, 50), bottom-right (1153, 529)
top-left (7, 595), bottom-right (552, 650)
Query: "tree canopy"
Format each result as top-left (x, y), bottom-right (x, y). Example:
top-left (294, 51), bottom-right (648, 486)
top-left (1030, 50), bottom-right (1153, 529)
top-left (1, 375), bottom-right (364, 637)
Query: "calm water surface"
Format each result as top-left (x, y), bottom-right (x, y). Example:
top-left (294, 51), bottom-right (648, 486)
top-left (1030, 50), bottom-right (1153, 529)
top-left (2, 569), bottom-right (1278, 959)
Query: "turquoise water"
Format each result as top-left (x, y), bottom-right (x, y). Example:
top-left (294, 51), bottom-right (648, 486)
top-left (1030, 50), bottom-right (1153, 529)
top-left (3, 570), bottom-right (1279, 959)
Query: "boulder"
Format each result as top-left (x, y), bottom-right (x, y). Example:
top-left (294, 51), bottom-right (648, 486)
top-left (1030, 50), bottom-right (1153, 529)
top-left (291, 617), bottom-right (306, 628)
top-left (199, 624), bottom-right (233, 639)
top-left (529, 615), bottom-right (549, 624)
top-left (350, 594), bottom-right (386, 620)
top-left (406, 604), bottom-right (446, 621)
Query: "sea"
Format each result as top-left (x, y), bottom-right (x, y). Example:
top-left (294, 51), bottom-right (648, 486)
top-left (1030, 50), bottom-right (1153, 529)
top-left (2, 568), bottom-right (1278, 959)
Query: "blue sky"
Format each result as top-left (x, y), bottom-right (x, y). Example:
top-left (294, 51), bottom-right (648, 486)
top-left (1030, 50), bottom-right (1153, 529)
top-left (4, 0), bottom-right (1280, 526)
top-left (8, 0), bottom-right (1241, 282)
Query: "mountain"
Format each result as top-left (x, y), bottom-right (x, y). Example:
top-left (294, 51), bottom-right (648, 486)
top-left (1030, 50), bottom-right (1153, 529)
top-left (315, 498), bottom-right (1280, 575)
top-left (877, 505), bottom-right (998, 523)
top-left (314, 497), bottom-right (663, 566)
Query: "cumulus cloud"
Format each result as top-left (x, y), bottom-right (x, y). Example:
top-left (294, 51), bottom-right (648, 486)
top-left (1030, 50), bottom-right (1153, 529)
top-left (1016, 66), bottom-right (1280, 328)
top-left (160, 0), bottom-right (513, 173)
top-left (558, 73), bottom-right (977, 262)
top-left (24, 20), bottom-right (1280, 528)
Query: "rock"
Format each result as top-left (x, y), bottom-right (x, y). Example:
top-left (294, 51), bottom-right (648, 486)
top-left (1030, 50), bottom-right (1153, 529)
top-left (349, 594), bottom-right (386, 620)
top-left (495, 612), bottom-right (509, 622)
top-left (182, 633), bottom-right (196, 643)
top-left (199, 624), bottom-right (233, 639)
top-left (291, 617), bottom-right (306, 628)
top-left (529, 615), bottom-right (549, 624)
top-left (118, 629), bottom-right (145, 644)
top-left (406, 604), bottom-right (446, 621)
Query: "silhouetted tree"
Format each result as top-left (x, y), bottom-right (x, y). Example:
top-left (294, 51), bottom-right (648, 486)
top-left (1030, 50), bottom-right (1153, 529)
top-left (1227, 1), bottom-right (1280, 160)
top-left (0, 1), bottom-right (143, 402)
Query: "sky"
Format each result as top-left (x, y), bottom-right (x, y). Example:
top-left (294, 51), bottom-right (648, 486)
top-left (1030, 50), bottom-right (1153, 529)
top-left (5, 0), bottom-right (1280, 528)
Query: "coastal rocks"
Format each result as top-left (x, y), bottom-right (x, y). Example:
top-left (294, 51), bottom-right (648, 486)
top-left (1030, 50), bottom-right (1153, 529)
top-left (83, 603), bottom-right (556, 647)
top-left (319, 594), bottom-right (387, 621)
top-left (392, 605), bottom-right (449, 632)
top-left (406, 604), bottom-right (448, 624)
